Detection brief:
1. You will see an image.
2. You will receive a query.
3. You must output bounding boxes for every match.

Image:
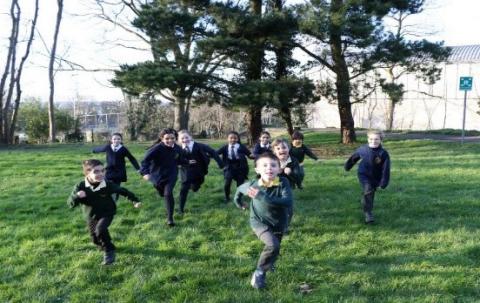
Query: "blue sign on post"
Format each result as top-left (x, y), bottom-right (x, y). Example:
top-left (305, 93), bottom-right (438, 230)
top-left (459, 76), bottom-right (473, 91)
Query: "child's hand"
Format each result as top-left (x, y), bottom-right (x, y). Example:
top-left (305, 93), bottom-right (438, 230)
top-left (77, 190), bottom-right (86, 198)
top-left (134, 202), bottom-right (142, 208)
top-left (189, 160), bottom-right (197, 164)
top-left (284, 167), bottom-right (292, 175)
top-left (247, 187), bottom-right (259, 198)
top-left (143, 174), bottom-right (150, 181)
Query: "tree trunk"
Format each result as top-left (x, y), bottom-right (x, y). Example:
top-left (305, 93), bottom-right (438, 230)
top-left (330, 0), bottom-right (356, 144)
top-left (385, 99), bottom-right (396, 131)
top-left (247, 105), bottom-right (262, 145)
top-left (8, 0), bottom-right (39, 143)
top-left (174, 91), bottom-right (189, 130)
top-left (279, 106), bottom-right (294, 136)
top-left (48, 0), bottom-right (63, 143)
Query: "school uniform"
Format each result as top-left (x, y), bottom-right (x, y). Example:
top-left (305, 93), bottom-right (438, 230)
top-left (252, 143), bottom-right (271, 158)
top-left (344, 144), bottom-right (390, 215)
top-left (217, 143), bottom-right (252, 201)
top-left (179, 141), bottom-right (223, 212)
top-left (289, 144), bottom-right (318, 188)
top-left (67, 179), bottom-right (140, 252)
top-left (233, 177), bottom-right (292, 272)
top-left (140, 143), bottom-right (186, 223)
top-left (279, 156), bottom-right (301, 226)
top-left (92, 144), bottom-right (140, 184)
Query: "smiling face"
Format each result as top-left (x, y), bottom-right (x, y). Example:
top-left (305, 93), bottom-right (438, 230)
top-left (86, 165), bottom-right (105, 184)
top-left (227, 133), bottom-right (239, 145)
top-left (255, 157), bottom-right (280, 182)
top-left (178, 132), bottom-right (192, 146)
top-left (273, 142), bottom-right (290, 161)
top-left (162, 133), bottom-right (176, 147)
top-left (259, 134), bottom-right (270, 145)
top-left (367, 134), bottom-right (382, 148)
top-left (111, 134), bottom-right (122, 147)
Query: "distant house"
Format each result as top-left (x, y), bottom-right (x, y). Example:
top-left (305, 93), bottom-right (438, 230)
top-left (307, 45), bottom-right (480, 130)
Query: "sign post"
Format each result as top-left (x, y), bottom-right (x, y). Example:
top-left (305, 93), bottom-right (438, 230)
top-left (459, 76), bottom-right (473, 144)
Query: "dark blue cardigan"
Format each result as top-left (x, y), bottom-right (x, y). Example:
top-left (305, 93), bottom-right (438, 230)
top-left (92, 144), bottom-right (140, 182)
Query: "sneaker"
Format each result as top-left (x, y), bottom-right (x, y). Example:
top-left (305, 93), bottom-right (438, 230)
top-left (103, 250), bottom-right (115, 265)
top-left (250, 269), bottom-right (266, 289)
top-left (364, 212), bottom-right (374, 224)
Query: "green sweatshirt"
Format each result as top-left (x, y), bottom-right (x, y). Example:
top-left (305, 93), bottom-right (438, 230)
top-left (67, 180), bottom-right (140, 220)
top-left (234, 177), bottom-right (293, 232)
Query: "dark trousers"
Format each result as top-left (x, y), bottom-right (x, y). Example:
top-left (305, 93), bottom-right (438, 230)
top-left (254, 228), bottom-right (283, 272)
top-left (361, 182), bottom-right (376, 213)
top-left (155, 181), bottom-right (176, 222)
top-left (179, 177), bottom-right (204, 212)
top-left (224, 172), bottom-right (246, 200)
top-left (108, 179), bottom-right (121, 201)
top-left (88, 216), bottom-right (115, 252)
top-left (298, 165), bottom-right (305, 187)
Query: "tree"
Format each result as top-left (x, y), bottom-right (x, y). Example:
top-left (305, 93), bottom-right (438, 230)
top-left (112, 0), bottom-right (224, 131)
top-left (47, 0), bottom-right (64, 142)
top-left (298, 0), bottom-right (437, 143)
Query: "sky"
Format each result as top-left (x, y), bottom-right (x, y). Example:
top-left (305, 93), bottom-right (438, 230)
top-left (0, 0), bottom-right (479, 102)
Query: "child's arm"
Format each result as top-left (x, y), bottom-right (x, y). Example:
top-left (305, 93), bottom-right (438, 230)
top-left (139, 145), bottom-right (161, 176)
top-left (344, 149), bottom-right (361, 171)
top-left (303, 145), bottom-right (319, 161)
top-left (112, 184), bottom-right (141, 206)
top-left (379, 152), bottom-right (391, 189)
top-left (67, 183), bottom-right (85, 208)
top-left (255, 179), bottom-right (293, 207)
top-left (92, 145), bottom-right (108, 153)
top-left (125, 148), bottom-right (140, 171)
top-left (233, 182), bottom-right (251, 209)
top-left (204, 144), bottom-right (224, 169)
top-left (252, 143), bottom-right (261, 158)
top-left (241, 144), bottom-right (255, 159)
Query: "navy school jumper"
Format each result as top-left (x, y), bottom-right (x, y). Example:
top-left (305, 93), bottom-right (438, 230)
top-left (92, 144), bottom-right (140, 183)
top-left (217, 143), bottom-right (252, 200)
top-left (252, 143), bottom-right (271, 158)
top-left (344, 144), bottom-right (390, 188)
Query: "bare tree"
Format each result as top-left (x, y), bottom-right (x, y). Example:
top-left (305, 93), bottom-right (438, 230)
top-left (48, 0), bottom-right (64, 142)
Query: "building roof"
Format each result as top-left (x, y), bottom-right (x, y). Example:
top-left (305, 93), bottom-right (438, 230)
top-left (448, 45), bottom-right (480, 63)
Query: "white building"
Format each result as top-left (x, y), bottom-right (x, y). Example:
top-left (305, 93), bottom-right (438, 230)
top-left (307, 45), bottom-right (480, 130)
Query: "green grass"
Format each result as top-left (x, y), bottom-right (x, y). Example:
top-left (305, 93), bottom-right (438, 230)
top-left (2, 135), bottom-right (480, 302)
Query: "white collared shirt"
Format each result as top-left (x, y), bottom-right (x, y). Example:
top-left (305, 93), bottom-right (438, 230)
top-left (228, 143), bottom-right (240, 159)
top-left (279, 156), bottom-right (292, 169)
top-left (183, 141), bottom-right (195, 153)
top-left (84, 178), bottom-right (107, 192)
top-left (111, 144), bottom-right (123, 152)
top-left (260, 143), bottom-right (270, 149)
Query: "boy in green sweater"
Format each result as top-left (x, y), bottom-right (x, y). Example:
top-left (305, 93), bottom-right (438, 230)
top-left (234, 152), bottom-right (293, 289)
top-left (67, 159), bottom-right (141, 265)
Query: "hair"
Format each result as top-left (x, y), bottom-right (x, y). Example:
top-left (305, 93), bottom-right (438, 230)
top-left (367, 129), bottom-right (384, 140)
top-left (82, 159), bottom-right (103, 176)
top-left (259, 131), bottom-right (271, 138)
top-left (254, 151), bottom-right (280, 167)
top-left (111, 132), bottom-right (123, 140)
top-left (271, 138), bottom-right (289, 149)
top-left (227, 131), bottom-right (241, 143)
top-left (147, 128), bottom-right (178, 149)
top-left (291, 130), bottom-right (304, 140)
top-left (178, 129), bottom-right (192, 138)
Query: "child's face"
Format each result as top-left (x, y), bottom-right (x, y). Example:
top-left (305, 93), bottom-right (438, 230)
top-left (111, 135), bottom-right (122, 146)
top-left (162, 133), bottom-right (176, 147)
top-left (228, 134), bottom-right (238, 145)
top-left (292, 139), bottom-right (303, 147)
top-left (260, 134), bottom-right (270, 145)
top-left (86, 165), bottom-right (105, 183)
top-left (179, 133), bottom-right (192, 146)
top-left (368, 134), bottom-right (382, 148)
top-left (255, 157), bottom-right (280, 182)
top-left (273, 143), bottom-right (289, 160)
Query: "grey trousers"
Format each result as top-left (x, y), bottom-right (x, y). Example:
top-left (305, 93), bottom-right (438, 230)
top-left (253, 227), bottom-right (283, 272)
top-left (361, 183), bottom-right (376, 213)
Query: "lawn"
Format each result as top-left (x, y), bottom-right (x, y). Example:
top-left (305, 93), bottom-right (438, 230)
top-left (1, 133), bottom-right (480, 302)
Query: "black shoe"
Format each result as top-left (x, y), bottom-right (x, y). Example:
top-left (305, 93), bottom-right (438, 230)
top-left (364, 212), bottom-right (374, 224)
top-left (250, 269), bottom-right (266, 289)
top-left (166, 220), bottom-right (176, 227)
top-left (103, 250), bottom-right (115, 265)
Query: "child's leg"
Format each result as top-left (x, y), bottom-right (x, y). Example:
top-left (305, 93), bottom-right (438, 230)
top-left (95, 216), bottom-right (115, 252)
top-left (361, 183), bottom-right (376, 213)
top-left (253, 228), bottom-right (283, 272)
top-left (163, 182), bottom-right (176, 224)
top-left (179, 181), bottom-right (190, 213)
top-left (298, 166), bottom-right (305, 188)
top-left (88, 219), bottom-right (102, 248)
top-left (224, 173), bottom-right (233, 201)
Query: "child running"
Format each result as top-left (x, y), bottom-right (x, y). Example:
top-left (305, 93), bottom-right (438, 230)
top-left (289, 130), bottom-right (319, 189)
top-left (140, 128), bottom-right (185, 227)
top-left (252, 131), bottom-right (272, 158)
top-left (177, 130), bottom-right (223, 214)
top-left (234, 152), bottom-right (293, 289)
top-left (217, 131), bottom-right (253, 203)
top-left (67, 159), bottom-right (141, 265)
top-left (344, 130), bottom-right (390, 223)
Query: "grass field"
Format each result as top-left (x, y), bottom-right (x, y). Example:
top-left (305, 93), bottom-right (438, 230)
top-left (1, 132), bottom-right (480, 302)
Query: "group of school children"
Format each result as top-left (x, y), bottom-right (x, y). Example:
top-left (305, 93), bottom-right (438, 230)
top-left (67, 128), bottom-right (390, 289)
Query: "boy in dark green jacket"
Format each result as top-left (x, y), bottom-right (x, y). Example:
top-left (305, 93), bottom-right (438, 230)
top-left (67, 159), bottom-right (141, 265)
top-left (234, 152), bottom-right (293, 289)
